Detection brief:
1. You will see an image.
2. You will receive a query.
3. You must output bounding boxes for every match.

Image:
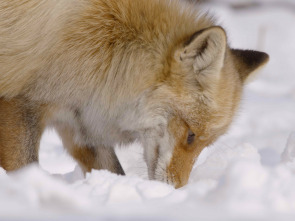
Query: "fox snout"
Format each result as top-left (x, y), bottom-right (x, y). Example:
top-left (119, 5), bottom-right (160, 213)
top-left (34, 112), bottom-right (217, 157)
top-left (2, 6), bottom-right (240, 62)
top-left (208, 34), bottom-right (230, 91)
top-left (148, 141), bottom-right (197, 189)
top-left (143, 117), bottom-right (201, 189)
top-left (166, 161), bottom-right (193, 188)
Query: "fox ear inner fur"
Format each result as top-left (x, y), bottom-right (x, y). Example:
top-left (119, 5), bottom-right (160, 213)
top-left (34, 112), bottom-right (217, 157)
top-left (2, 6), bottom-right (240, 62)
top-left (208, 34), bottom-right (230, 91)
top-left (178, 26), bottom-right (227, 75)
top-left (174, 26), bottom-right (227, 89)
top-left (231, 49), bottom-right (269, 82)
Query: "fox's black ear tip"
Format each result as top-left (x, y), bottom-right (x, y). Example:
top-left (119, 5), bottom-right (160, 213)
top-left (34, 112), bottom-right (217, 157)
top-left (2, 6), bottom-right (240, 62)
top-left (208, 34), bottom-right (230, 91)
top-left (233, 49), bottom-right (270, 67)
top-left (231, 49), bottom-right (269, 66)
top-left (263, 52), bottom-right (270, 63)
top-left (231, 49), bottom-right (270, 82)
top-left (255, 51), bottom-right (269, 64)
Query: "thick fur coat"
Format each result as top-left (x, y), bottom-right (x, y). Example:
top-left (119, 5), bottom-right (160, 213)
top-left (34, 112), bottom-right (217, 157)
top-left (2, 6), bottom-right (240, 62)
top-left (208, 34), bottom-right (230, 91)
top-left (0, 0), bottom-right (268, 188)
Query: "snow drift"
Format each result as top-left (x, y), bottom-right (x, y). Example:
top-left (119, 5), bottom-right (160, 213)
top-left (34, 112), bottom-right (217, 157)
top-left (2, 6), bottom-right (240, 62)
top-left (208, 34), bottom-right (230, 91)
top-left (1, 2), bottom-right (295, 221)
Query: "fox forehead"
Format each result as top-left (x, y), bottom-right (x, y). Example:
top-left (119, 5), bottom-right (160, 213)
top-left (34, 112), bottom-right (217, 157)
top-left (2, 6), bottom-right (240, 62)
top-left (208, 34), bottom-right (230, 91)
top-left (155, 49), bottom-right (243, 136)
top-left (168, 100), bottom-right (233, 143)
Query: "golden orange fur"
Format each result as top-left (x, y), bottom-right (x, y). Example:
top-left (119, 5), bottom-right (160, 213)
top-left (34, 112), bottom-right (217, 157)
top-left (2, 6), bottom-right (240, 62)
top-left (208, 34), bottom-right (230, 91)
top-left (0, 0), bottom-right (268, 188)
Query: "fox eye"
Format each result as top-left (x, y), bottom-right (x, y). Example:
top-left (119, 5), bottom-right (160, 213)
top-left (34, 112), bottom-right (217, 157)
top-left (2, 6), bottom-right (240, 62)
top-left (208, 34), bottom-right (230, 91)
top-left (187, 130), bottom-right (195, 145)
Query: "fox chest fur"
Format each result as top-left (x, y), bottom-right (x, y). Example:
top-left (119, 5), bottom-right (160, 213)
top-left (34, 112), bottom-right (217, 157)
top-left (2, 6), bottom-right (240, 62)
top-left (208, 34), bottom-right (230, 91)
top-left (0, 0), bottom-right (268, 188)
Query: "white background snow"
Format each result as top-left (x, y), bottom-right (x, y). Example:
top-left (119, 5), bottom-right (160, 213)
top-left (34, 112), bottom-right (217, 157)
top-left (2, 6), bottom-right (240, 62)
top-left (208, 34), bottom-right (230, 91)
top-left (1, 1), bottom-right (295, 220)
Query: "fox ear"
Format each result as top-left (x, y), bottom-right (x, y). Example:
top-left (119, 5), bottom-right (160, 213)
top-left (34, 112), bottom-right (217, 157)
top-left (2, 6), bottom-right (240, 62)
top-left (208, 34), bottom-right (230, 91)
top-left (176, 26), bottom-right (227, 82)
top-left (231, 49), bottom-right (269, 82)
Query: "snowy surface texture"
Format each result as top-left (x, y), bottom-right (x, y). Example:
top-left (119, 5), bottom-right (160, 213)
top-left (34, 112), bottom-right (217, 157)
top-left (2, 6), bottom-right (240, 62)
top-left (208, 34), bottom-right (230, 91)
top-left (1, 2), bottom-right (295, 221)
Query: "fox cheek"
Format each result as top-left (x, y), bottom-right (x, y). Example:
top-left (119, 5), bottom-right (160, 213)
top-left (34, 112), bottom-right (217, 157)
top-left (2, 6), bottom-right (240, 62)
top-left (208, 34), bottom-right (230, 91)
top-left (145, 145), bottom-right (160, 180)
top-left (141, 126), bottom-right (173, 181)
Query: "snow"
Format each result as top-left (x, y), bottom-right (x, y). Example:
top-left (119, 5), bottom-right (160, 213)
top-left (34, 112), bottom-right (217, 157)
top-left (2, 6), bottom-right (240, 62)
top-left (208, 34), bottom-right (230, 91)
top-left (1, 3), bottom-right (295, 221)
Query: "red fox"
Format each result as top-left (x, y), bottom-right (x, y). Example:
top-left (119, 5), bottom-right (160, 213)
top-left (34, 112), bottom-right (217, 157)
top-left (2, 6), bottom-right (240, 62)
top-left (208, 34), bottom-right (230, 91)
top-left (0, 0), bottom-right (268, 188)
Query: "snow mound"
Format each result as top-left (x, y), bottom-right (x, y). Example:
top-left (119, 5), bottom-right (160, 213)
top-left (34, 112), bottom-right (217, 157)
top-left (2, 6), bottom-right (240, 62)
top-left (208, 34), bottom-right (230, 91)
top-left (1, 134), bottom-right (295, 220)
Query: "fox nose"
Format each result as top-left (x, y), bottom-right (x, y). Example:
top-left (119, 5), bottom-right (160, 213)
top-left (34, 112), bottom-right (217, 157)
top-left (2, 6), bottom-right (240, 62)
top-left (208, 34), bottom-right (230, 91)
top-left (168, 172), bottom-right (189, 189)
top-left (174, 180), bottom-right (187, 189)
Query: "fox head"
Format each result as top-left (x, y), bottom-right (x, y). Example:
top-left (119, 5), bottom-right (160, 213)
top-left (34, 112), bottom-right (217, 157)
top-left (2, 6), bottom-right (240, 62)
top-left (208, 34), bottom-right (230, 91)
top-left (138, 26), bottom-right (269, 188)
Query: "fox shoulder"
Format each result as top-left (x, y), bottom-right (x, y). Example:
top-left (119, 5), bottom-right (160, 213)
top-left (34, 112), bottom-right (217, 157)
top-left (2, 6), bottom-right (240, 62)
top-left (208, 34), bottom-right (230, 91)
top-left (0, 0), bottom-right (68, 98)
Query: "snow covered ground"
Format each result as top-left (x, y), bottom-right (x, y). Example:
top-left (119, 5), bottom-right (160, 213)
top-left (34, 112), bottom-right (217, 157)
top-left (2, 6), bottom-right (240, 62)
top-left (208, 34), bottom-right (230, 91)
top-left (1, 2), bottom-right (295, 221)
